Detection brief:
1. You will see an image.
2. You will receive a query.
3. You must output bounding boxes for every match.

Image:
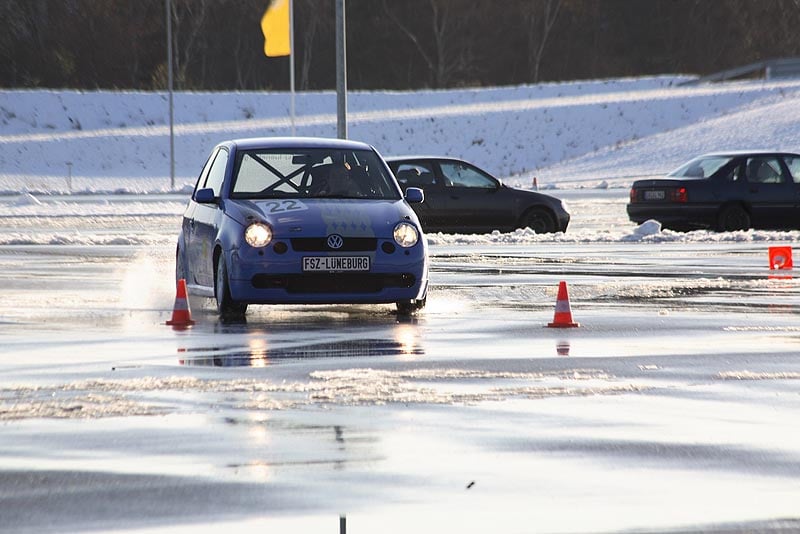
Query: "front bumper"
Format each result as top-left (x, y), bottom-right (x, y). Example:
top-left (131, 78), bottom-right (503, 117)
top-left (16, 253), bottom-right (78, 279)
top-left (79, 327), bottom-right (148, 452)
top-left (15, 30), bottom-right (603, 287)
top-left (226, 241), bottom-right (429, 305)
top-left (556, 210), bottom-right (571, 232)
top-left (626, 203), bottom-right (718, 228)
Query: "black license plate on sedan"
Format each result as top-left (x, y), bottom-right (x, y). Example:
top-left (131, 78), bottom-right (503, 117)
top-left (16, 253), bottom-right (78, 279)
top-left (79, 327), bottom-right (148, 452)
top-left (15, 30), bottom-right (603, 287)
top-left (643, 190), bottom-right (666, 201)
top-left (302, 256), bottom-right (370, 272)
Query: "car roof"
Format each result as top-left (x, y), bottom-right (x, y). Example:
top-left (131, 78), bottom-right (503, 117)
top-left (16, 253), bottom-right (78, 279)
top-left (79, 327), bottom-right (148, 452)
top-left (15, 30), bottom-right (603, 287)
top-left (699, 149), bottom-right (800, 158)
top-left (220, 136), bottom-right (375, 151)
top-left (385, 155), bottom-right (457, 161)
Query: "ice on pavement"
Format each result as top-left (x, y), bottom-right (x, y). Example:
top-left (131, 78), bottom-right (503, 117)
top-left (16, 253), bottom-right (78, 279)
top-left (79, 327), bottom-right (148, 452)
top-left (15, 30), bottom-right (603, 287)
top-left (4, 364), bottom-right (800, 456)
top-left (0, 368), bottom-right (650, 420)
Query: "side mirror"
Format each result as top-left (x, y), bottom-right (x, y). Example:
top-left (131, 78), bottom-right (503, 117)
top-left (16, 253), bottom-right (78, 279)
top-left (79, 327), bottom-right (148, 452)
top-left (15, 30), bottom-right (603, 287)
top-left (194, 188), bottom-right (216, 204)
top-left (404, 187), bottom-right (424, 204)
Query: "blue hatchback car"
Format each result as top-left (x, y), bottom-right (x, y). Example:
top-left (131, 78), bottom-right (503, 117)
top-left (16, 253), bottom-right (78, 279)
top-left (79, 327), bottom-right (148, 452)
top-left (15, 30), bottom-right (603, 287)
top-left (176, 137), bottom-right (429, 318)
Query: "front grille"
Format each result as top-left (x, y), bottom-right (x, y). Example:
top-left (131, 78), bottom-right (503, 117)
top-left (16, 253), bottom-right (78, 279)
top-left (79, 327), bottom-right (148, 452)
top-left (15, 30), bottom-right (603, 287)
top-left (290, 237), bottom-right (378, 252)
top-left (251, 273), bottom-right (416, 293)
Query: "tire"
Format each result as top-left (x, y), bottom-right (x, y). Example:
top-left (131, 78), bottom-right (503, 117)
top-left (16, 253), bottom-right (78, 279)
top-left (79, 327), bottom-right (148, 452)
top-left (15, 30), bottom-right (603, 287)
top-left (175, 246), bottom-right (187, 282)
top-left (663, 224), bottom-right (691, 233)
top-left (396, 296), bottom-right (425, 315)
top-left (716, 204), bottom-right (750, 232)
top-left (215, 256), bottom-right (247, 318)
top-left (521, 207), bottom-right (557, 234)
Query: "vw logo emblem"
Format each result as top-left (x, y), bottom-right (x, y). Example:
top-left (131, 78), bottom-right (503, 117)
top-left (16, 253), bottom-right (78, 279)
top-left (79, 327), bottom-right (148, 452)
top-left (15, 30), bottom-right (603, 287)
top-left (326, 234), bottom-right (344, 249)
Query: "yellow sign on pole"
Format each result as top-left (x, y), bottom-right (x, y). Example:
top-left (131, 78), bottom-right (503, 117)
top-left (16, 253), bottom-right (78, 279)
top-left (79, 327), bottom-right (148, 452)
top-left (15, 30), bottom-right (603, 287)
top-left (261, 0), bottom-right (291, 57)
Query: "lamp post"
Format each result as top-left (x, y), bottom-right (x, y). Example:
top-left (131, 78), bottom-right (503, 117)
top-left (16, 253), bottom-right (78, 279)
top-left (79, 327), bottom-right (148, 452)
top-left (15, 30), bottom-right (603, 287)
top-left (335, 0), bottom-right (347, 139)
top-left (166, 0), bottom-right (175, 190)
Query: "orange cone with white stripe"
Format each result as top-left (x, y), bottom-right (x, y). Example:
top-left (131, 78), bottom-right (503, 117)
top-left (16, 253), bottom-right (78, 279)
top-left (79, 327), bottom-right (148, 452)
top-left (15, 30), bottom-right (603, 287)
top-left (769, 246), bottom-right (793, 270)
top-left (547, 281), bottom-right (579, 328)
top-left (166, 278), bottom-right (195, 329)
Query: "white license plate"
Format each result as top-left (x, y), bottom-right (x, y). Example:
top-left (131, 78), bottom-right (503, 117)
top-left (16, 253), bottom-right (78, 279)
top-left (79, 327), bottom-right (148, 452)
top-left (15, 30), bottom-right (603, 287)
top-left (644, 190), bottom-right (666, 200)
top-left (302, 256), bottom-right (370, 272)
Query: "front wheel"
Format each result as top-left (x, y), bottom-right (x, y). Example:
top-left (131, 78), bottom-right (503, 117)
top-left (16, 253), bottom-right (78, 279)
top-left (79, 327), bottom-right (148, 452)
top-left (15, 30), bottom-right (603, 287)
top-left (520, 207), bottom-right (556, 234)
top-left (175, 246), bottom-right (187, 282)
top-left (716, 204), bottom-right (750, 232)
top-left (396, 296), bottom-right (426, 316)
top-left (215, 256), bottom-right (247, 318)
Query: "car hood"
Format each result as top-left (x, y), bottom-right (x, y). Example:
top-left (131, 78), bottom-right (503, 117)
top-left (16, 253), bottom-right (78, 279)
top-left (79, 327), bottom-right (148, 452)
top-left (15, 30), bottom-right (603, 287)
top-left (223, 198), bottom-right (419, 238)
top-left (501, 185), bottom-right (566, 209)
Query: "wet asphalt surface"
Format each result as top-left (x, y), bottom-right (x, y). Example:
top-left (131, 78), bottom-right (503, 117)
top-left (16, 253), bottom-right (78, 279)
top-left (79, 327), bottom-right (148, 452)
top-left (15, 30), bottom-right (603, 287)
top-left (1, 191), bottom-right (799, 533)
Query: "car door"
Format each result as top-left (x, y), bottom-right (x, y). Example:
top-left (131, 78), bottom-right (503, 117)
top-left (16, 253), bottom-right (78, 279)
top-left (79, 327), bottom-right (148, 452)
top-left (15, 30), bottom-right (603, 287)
top-left (183, 152), bottom-right (215, 286)
top-left (743, 155), bottom-right (795, 228)
top-left (391, 160), bottom-right (447, 230)
top-left (438, 160), bottom-right (508, 232)
top-left (187, 147), bottom-right (229, 288)
top-left (783, 155), bottom-right (800, 227)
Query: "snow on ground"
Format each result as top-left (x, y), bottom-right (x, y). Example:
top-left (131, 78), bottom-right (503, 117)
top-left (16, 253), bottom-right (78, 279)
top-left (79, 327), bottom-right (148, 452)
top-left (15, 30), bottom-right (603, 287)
top-left (2, 76), bottom-right (800, 189)
top-left (1, 75), bottom-right (800, 246)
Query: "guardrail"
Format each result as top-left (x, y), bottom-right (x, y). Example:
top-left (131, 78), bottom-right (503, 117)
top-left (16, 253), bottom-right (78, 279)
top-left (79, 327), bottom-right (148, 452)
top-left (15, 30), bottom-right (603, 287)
top-left (680, 57), bottom-right (800, 86)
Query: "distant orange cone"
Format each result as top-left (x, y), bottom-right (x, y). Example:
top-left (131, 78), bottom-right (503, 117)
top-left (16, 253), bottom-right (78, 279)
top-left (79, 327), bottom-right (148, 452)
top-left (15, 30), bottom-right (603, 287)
top-left (547, 281), bottom-right (580, 328)
top-left (166, 278), bottom-right (195, 328)
top-left (769, 246), bottom-right (793, 270)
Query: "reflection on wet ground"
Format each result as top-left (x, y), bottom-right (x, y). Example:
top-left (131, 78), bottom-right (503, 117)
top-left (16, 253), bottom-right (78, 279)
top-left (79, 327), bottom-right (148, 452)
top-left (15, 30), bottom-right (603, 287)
top-left (179, 338), bottom-right (424, 367)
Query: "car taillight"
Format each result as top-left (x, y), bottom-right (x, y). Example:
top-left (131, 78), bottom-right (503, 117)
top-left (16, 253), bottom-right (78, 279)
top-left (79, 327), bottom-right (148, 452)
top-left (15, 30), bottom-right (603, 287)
top-left (629, 188), bottom-right (637, 202)
top-left (671, 187), bottom-right (688, 203)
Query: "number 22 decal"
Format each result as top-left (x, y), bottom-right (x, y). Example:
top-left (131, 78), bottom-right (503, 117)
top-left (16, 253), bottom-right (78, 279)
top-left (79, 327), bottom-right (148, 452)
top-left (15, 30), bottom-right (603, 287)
top-left (260, 200), bottom-right (307, 213)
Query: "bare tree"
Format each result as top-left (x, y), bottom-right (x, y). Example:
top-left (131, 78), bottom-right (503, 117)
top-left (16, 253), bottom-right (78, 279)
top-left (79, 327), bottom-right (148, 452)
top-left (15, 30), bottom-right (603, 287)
top-left (522, 0), bottom-right (562, 83)
top-left (295, 0), bottom-right (330, 90)
top-left (381, 0), bottom-right (478, 88)
top-left (171, 0), bottom-right (211, 88)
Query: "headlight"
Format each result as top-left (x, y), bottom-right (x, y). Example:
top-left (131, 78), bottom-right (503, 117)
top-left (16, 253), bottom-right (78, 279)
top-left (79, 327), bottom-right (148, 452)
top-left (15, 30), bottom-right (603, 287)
top-left (244, 222), bottom-right (273, 248)
top-left (393, 222), bottom-right (419, 248)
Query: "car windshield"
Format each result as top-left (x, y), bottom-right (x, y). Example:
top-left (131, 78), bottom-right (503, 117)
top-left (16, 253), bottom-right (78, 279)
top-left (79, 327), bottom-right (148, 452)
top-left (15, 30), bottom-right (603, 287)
top-left (230, 147), bottom-right (401, 200)
top-left (668, 156), bottom-right (733, 178)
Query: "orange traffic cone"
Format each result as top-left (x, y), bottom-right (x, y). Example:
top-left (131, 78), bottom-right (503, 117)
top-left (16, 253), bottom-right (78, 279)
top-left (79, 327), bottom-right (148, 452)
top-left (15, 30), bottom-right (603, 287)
top-left (769, 246), bottom-right (793, 270)
top-left (547, 281), bottom-right (580, 328)
top-left (166, 278), bottom-right (195, 328)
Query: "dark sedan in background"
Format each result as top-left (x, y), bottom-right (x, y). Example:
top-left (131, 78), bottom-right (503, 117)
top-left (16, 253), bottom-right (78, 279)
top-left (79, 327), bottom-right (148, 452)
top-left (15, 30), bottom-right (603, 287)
top-left (627, 150), bottom-right (800, 231)
top-left (386, 156), bottom-right (570, 234)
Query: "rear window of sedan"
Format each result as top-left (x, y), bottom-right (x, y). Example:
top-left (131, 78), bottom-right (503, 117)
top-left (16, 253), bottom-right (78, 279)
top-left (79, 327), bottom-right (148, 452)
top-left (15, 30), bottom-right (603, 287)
top-left (785, 156), bottom-right (800, 183)
top-left (668, 156), bottom-right (733, 179)
top-left (230, 148), bottom-right (401, 200)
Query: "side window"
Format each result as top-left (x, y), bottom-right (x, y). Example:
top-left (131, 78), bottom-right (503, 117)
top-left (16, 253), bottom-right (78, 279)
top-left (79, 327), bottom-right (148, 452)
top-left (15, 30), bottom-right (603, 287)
top-left (394, 162), bottom-right (437, 188)
top-left (745, 157), bottom-right (785, 184)
top-left (203, 148), bottom-right (229, 197)
top-left (440, 162), bottom-right (496, 189)
top-left (783, 156), bottom-right (800, 184)
top-left (193, 149), bottom-right (217, 194)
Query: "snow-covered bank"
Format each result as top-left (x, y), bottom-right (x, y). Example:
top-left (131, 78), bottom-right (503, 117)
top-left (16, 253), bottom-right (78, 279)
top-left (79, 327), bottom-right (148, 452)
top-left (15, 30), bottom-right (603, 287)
top-left (426, 227), bottom-right (800, 246)
top-left (2, 190), bottom-right (798, 247)
top-left (2, 76), bottom-right (799, 246)
top-left (2, 76), bottom-right (800, 193)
